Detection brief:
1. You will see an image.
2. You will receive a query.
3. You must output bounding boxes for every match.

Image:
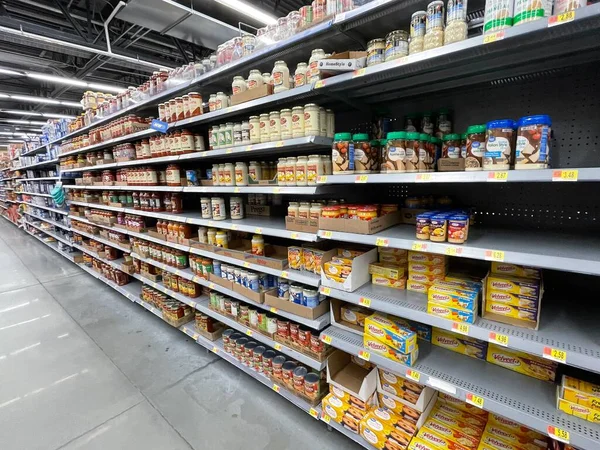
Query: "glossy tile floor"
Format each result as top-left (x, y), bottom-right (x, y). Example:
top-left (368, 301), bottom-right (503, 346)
top-left (0, 220), bottom-right (362, 450)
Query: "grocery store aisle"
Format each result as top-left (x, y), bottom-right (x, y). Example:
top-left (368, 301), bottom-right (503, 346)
top-left (0, 221), bottom-right (360, 450)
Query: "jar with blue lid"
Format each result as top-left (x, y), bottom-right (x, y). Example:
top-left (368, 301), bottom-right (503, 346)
top-left (484, 119), bottom-right (517, 171)
top-left (416, 212), bottom-right (435, 240)
top-left (515, 115), bottom-right (552, 170)
top-left (430, 213), bottom-right (450, 242)
top-left (448, 214), bottom-right (469, 244)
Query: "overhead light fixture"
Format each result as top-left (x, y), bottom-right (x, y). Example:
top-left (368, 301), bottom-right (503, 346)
top-left (0, 93), bottom-right (81, 108)
top-left (42, 113), bottom-right (76, 119)
top-left (1, 110), bottom-right (43, 116)
top-left (0, 69), bottom-right (23, 76)
top-left (87, 83), bottom-right (127, 93)
top-left (0, 68), bottom-right (126, 94)
top-left (26, 73), bottom-right (88, 88)
top-left (211, 0), bottom-right (277, 25)
top-left (1, 119), bottom-right (47, 125)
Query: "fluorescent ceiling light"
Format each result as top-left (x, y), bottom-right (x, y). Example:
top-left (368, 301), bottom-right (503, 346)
top-left (212, 0), bottom-right (277, 25)
top-left (87, 83), bottom-right (127, 93)
top-left (26, 73), bottom-right (88, 87)
top-left (0, 69), bottom-right (23, 76)
top-left (1, 110), bottom-right (43, 116)
top-left (0, 94), bottom-right (9, 98)
top-left (0, 68), bottom-right (126, 94)
top-left (0, 93), bottom-right (82, 108)
top-left (1, 119), bottom-right (47, 125)
top-left (42, 113), bottom-right (76, 119)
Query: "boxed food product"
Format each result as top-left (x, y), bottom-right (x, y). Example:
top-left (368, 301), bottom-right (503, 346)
top-left (321, 393), bottom-right (364, 433)
top-left (482, 423), bottom-right (549, 449)
top-left (485, 291), bottom-right (538, 309)
top-left (415, 427), bottom-right (471, 450)
top-left (436, 279), bottom-right (482, 293)
top-left (427, 302), bottom-right (476, 324)
top-left (338, 248), bottom-right (368, 258)
top-left (557, 397), bottom-right (600, 424)
top-left (370, 262), bottom-right (405, 280)
top-left (407, 280), bottom-right (432, 294)
top-left (408, 272), bottom-right (445, 285)
top-left (486, 344), bottom-right (557, 382)
top-left (379, 248), bottom-right (408, 256)
top-left (486, 273), bottom-right (540, 297)
top-left (487, 413), bottom-right (548, 441)
top-left (377, 368), bottom-right (437, 412)
top-left (431, 327), bottom-right (488, 360)
top-left (485, 302), bottom-right (538, 324)
top-left (372, 274), bottom-right (407, 290)
top-left (324, 261), bottom-right (352, 280)
top-left (363, 334), bottom-right (419, 366)
top-left (445, 273), bottom-right (483, 286)
top-left (378, 368), bottom-right (425, 396)
top-left (436, 394), bottom-right (490, 419)
top-left (379, 253), bottom-right (409, 264)
top-left (408, 251), bottom-right (448, 266)
top-left (397, 319), bottom-right (432, 342)
top-left (329, 384), bottom-right (376, 412)
top-left (408, 436), bottom-right (459, 450)
top-left (376, 393), bottom-right (423, 427)
top-left (341, 304), bottom-right (371, 327)
top-left (409, 262), bottom-right (448, 276)
top-left (491, 262), bottom-right (541, 279)
top-left (421, 418), bottom-right (481, 449)
top-left (364, 313), bottom-right (418, 353)
top-left (478, 433), bottom-right (531, 450)
top-left (561, 375), bottom-right (600, 411)
top-left (321, 247), bottom-right (378, 292)
top-left (428, 407), bottom-right (485, 439)
top-left (428, 284), bottom-right (478, 311)
top-left (359, 407), bottom-right (417, 449)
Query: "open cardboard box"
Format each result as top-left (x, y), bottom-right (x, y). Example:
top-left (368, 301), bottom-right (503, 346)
top-left (377, 389), bottom-right (437, 430)
top-left (230, 84), bottom-right (273, 106)
top-left (264, 290), bottom-right (329, 320)
top-left (438, 158), bottom-right (466, 172)
top-left (208, 272), bottom-right (233, 290)
top-left (317, 51), bottom-right (367, 74)
top-left (246, 204), bottom-right (271, 217)
top-left (319, 211), bottom-right (401, 235)
top-left (249, 244), bottom-right (288, 270)
top-left (232, 282), bottom-right (265, 304)
top-left (400, 208), bottom-right (427, 225)
top-left (329, 298), bottom-right (364, 336)
top-left (197, 324), bottom-right (225, 342)
top-left (215, 239), bottom-right (252, 261)
top-left (326, 350), bottom-right (377, 402)
top-left (321, 247), bottom-right (377, 292)
top-left (285, 216), bottom-right (318, 234)
top-left (376, 369), bottom-right (437, 413)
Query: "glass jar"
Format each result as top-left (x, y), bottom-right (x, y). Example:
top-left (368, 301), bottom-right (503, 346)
top-left (294, 62), bottom-right (308, 87)
top-left (235, 162), bottom-right (248, 186)
top-left (223, 163), bottom-right (235, 186)
top-left (247, 69), bottom-right (264, 90)
top-left (367, 38), bottom-right (386, 66)
top-left (442, 133), bottom-right (462, 159)
top-left (262, 73), bottom-right (272, 85)
top-left (410, 11), bottom-right (427, 54)
top-left (180, 130), bottom-right (195, 154)
top-left (465, 124), bottom-right (487, 171)
top-left (241, 121), bottom-right (251, 145)
top-left (259, 113), bottom-right (270, 143)
top-left (279, 108), bottom-right (293, 140)
top-left (201, 197), bottom-right (212, 218)
top-left (249, 161), bottom-right (262, 182)
top-left (277, 158), bottom-right (287, 185)
top-left (285, 157), bottom-right (297, 186)
top-left (288, 201), bottom-right (300, 218)
top-left (295, 156), bottom-right (308, 186)
top-left (445, 0), bottom-right (468, 44)
top-left (224, 122), bottom-right (234, 147)
top-left (304, 104), bottom-right (320, 136)
top-left (424, 1), bottom-right (445, 51)
top-left (215, 92), bottom-right (228, 110)
top-left (233, 123), bottom-right (242, 145)
top-left (211, 197), bottom-right (227, 220)
top-left (291, 106), bottom-right (305, 138)
top-left (306, 154), bottom-right (323, 185)
top-left (230, 196), bottom-right (244, 219)
top-left (307, 48), bottom-right (326, 83)
top-left (208, 94), bottom-right (217, 112)
top-left (249, 116), bottom-right (260, 144)
top-left (332, 133), bottom-right (354, 174)
top-left (232, 76), bottom-right (247, 95)
top-left (166, 164), bottom-right (181, 186)
top-left (269, 111), bottom-right (281, 141)
top-left (188, 92), bottom-right (202, 117)
top-left (385, 30), bottom-right (409, 61)
top-left (218, 164), bottom-right (226, 185)
top-left (272, 60), bottom-right (290, 93)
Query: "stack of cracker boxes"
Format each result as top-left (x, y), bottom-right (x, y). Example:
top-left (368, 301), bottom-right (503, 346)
top-left (557, 375), bottom-right (600, 425)
top-left (369, 248), bottom-right (409, 290)
top-left (407, 252), bottom-right (448, 294)
top-left (363, 313), bottom-right (419, 366)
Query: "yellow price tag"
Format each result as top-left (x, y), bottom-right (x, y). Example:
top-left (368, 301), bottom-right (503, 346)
top-left (174, 270), bottom-right (180, 276)
top-left (322, 414), bottom-right (331, 424)
top-left (316, 176), bottom-right (328, 184)
top-left (543, 346), bottom-right (567, 363)
top-left (193, 333), bottom-right (199, 340)
top-left (359, 297), bottom-right (372, 308)
top-left (353, 68), bottom-right (367, 78)
top-left (487, 171), bottom-right (508, 182)
top-left (485, 250), bottom-right (505, 262)
top-left (233, 187), bottom-right (240, 193)
top-left (274, 343), bottom-right (282, 350)
top-left (243, 262), bottom-right (250, 268)
top-left (552, 169), bottom-right (578, 181)
top-left (355, 175), bottom-right (368, 183)
top-left (309, 408), bottom-right (319, 419)
top-left (548, 10), bottom-right (575, 26)
top-left (466, 393), bottom-right (484, 409)
top-left (290, 232), bottom-right (299, 239)
top-left (270, 307), bottom-right (277, 313)
top-left (321, 334), bottom-right (332, 344)
top-left (246, 329), bottom-right (253, 336)
top-left (245, 145), bottom-right (253, 152)
top-left (315, 80), bottom-right (325, 89)
top-left (212, 346), bottom-right (218, 354)
top-left (322, 231), bottom-right (333, 239)
top-left (483, 30), bottom-right (505, 44)
top-left (272, 187), bottom-right (281, 194)
top-left (445, 246), bottom-right (463, 256)
top-left (208, 221), bottom-right (215, 227)
top-left (321, 286), bottom-right (331, 295)
top-left (452, 322), bottom-right (470, 335)
top-left (358, 350), bottom-right (371, 361)
top-left (281, 271), bottom-right (289, 278)
top-left (255, 227), bottom-right (262, 234)
top-left (375, 238), bottom-right (389, 247)
top-left (193, 276), bottom-right (202, 283)
top-left (547, 426), bottom-right (570, 443)
top-left (412, 242), bottom-right (428, 252)
top-left (272, 384), bottom-right (280, 393)
top-left (416, 173), bottom-right (432, 182)
top-left (275, 141), bottom-right (284, 148)
top-left (225, 148), bottom-right (233, 154)
top-left (489, 332), bottom-right (509, 347)
top-left (405, 369), bottom-right (420, 382)
top-left (209, 283), bottom-right (215, 289)
top-left (231, 224), bottom-right (238, 230)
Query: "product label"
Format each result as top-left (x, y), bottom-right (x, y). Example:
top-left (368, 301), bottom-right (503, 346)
top-left (273, 71), bottom-right (283, 86)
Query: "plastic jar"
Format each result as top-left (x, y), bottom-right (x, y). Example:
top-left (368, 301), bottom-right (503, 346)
top-left (416, 212), bottom-right (433, 239)
top-left (188, 92), bottom-right (202, 117)
top-left (295, 156), bottom-right (308, 186)
top-left (385, 30), bottom-right (409, 61)
top-left (166, 164), bottom-right (181, 186)
top-left (358, 206), bottom-right (378, 221)
top-left (448, 214), bottom-right (469, 244)
top-left (216, 92), bottom-right (228, 110)
top-left (484, 120), bottom-right (516, 170)
top-left (233, 123), bottom-right (242, 145)
top-left (208, 94), bottom-right (217, 112)
top-left (484, 0), bottom-right (514, 33)
top-left (309, 203), bottom-right (322, 220)
top-left (319, 106), bottom-right (327, 137)
top-left (285, 157), bottom-right (297, 186)
top-left (306, 154), bottom-right (322, 185)
top-left (445, 0), bottom-right (468, 44)
top-left (442, 134), bottom-right (462, 159)
top-left (418, 133), bottom-right (431, 172)
top-left (291, 106), bottom-right (305, 138)
top-left (247, 69), bottom-right (264, 89)
top-left (424, 1), bottom-right (445, 51)
top-left (461, 133), bottom-right (468, 158)
top-left (515, 115), bottom-right (552, 170)
top-left (230, 197), bottom-right (244, 219)
top-left (404, 132), bottom-right (420, 172)
top-left (514, 0), bottom-right (552, 26)
top-left (307, 48), bottom-right (326, 83)
top-left (249, 161), bottom-right (262, 182)
top-left (225, 122), bottom-right (235, 147)
top-left (259, 113), bottom-right (270, 143)
top-left (215, 230), bottom-right (228, 248)
top-left (352, 133), bottom-right (375, 173)
top-left (272, 60), bottom-right (290, 93)
top-left (304, 104), bottom-right (320, 136)
top-left (222, 163), bottom-right (235, 186)
top-left (211, 197), bottom-right (227, 220)
top-left (251, 234), bottom-right (264, 255)
top-left (430, 214), bottom-right (448, 242)
top-left (269, 111), bottom-right (281, 141)
top-left (294, 62), bottom-right (308, 87)
top-left (298, 202), bottom-right (310, 219)
top-left (465, 124), bottom-right (487, 171)
top-left (200, 198), bottom-right (212, 219)
top-left (262, 72), bottom-right (272, 85)
top-left (232, 76), bottom-right (247, 95)
top-left (235, 162), bottom-right (248, 186)
top-left (280, 108), bottom-right (293, 139)
top-left (367, 38), bottom-right (386, 66)
top-left (409, 11), bottom-right (427, 54)
top-left (332, 133), bottom-right (354, 174)
top-left (217, 164), bottom-right (226, 185)
top-left (287, 201), bottom-right (300, 218)
top-left (249, 116), bottom-right (260, 144)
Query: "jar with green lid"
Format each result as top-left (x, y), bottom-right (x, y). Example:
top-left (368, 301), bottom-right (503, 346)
top-left (442, 134), bottom-right (461, 158)
top-left (383, 131), bottom-right (407, 172)
top-left (370, 140), bottom-right (381, 172)
top-left (378, 139), bottom-right (388, 172)
top-left (352, 133), bottom-right (376, 174)
top-left (418, 133), bottom-right (431, 172)
top-left (431, 136), bottom-right (442, 169)
top-left (332, 133), bottom-right (354, 174)
top-left (405, 131), bottom-right (420, 172)
top-left (460, 133), bottom-right (467, 158)
top-left (465, 124), bottom-right (487, 171)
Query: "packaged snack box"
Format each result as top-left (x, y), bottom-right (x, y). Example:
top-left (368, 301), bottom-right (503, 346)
top-left (478, 433), bottom-right (530, 450)
top-left (379, 253), bottom-right (409, 264)
top-left (409, 272), bottom-right (445, 284)
top-left (415, 427), bottom-right (471, 450)
top-left (341, 304), bottom-right (371, 327)
top-left (370, 262), bottom-right (405, 280)
top-left (364, 313), bottom-right (418, 354)
top-left (561, 375), bottom-right (600, 412)
top-left (321, 393), bottom-right (364, 434)
top-left (428, 407), bottom-right (485, 438)
top-left (360, 407), bottom-right (416, 449)
top-left (329, 384), bottom-right (375, 412)
top-left (427, 302), bottom-right (476, 324)
top-left (379, 368), bottom-right (425, 396)
top-left (375, 393), bottom-right (422, 429)
top-left (421, 418), bottom-right (481, 449)
top-left (486, 274), bottom-right (540, 297)
top-left (487, 413), bottom-right (547, 440)
top-left (436, 395), bottom-right (490, 419)
top-left (372, 274), bottom-right (407, 290)
top-left (431, 327), bottom-right (488, 360)
top-left (483, 423), bottom-right (548, 450)
top-left (485, 302), bottom-right (538, 323)
top-left (379, 248), bottom-right (408, 256)
top-left (408, 251), bottom-right (448, 265)
top-left (428, 284), bottom-right (478, 311)
top-left (363, 334), bottom-right (419, 366)
top-left (409, 262), bottom-right (448, 276)
top-left (485, 290), bottom-right (538, 309)
top-left (486, 344), bottom-right (557, 382)
top-left (408, 280), bottom-right (432, 294)
top-left (491, 262), bottom-right (541, 279)
top-left (557, 397), bottom-right (600, 424)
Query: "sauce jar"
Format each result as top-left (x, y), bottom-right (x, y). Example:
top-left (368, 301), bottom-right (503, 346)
top-left (280, 108), bottom-right (292, 140)
top-left (465, 124), bottom-right (487, 171)
top-left (294, 62), bottom-right (308, 87)
top-left (410, 11), bottom-right (427, 54)
top-left (291, 106), bottom-right (305, 138)
top-left (332, 133), bottom-right (354, 174)
top-left (352, 133), bottom-right (376, 173)
top-left (385, 30), bottom-right (409, 61)
top-left (188, 92), bottom-right (202, 117)
top-left (272, 60), bottom-right (290, 93)
top-left (304, 104), bottom-right (320, 136)
top-left (247, 69), bottom-right (264, 89)
top-left (404, 132), bottom-right (420, 173)
top-left (448, 214), bottom-right (469, 244)
top-left (232, 76), bottom-right (247, 95)
top-left (269, 111), bottom-right (281, 141)
top-left (249, 116), bottom-right (260, 144)
top-left (515, 115), bottom-right (551, 170)
top-left (259, 113), bottom-right (270, 143)
top-left (357, 206), bottom-right (378, 221)
top-left (367, 38), bottom-right (385, 66)
top-left (416, 212), bottom-right (433, 240)
top-left (429, 213), bottom-right (448, 242)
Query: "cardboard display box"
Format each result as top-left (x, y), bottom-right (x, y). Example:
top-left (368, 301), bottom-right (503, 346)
top-left (317, 51), bottom-right (367, 74)
top-left (400, 208), bottom-right (427, 225)
top-left (438, 158), bottom-right (466, 172)
top-left (246, 204), bottom-right (271, 217)
top-left (208, 272), bottom-right (233, 290)
top-left (232, 282), bottom-right (265, 304)
top-left (377, 368), bottom-right (438, 413)
top-left (230, 84), bottom-right (273, 106)
top-left (320, 247), bottom-right (378, 292)
top-left (326, 350), bottom-right (377, 402)
top-left (329, 298), bottom-right (365, 336)
top-left (196, 324), bottom-right (225, 342)
top-left (264, 290), bottom-right (329, 320)
top-left (285, 216), bottom-right (318, 234)
top-left (163, 309), bottom-right (194, 328)
top-left (319, 211), bottom-right (401, 235)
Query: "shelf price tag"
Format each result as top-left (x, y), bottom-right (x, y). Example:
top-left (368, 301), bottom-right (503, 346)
top-left (275, 141), bottom-right (285, 148)
top-left (233, 187), bottom-right (240, 193)
top-left (375, 237), bottom-right (389, 247)
top-left (466, 393), bottom-right (485, 409)
top-left (452, 322), bottom-right (469, 335)
top-left (255, 227), bottom-right (262, 234)
top-left (548, 10), bottom-right (575, 27)
top-left (208, 283), bottom-right (215, 289)
top-left (321, 334), bottom-right (332, 344)
top-left (315, 80), bottom-right (326, 89)
top-left (243, 262), bottom-right (250, 268)
top-left (552, 169), bottom-right (578, 181)
top-left (489, 332), bottom-right (509, 347)
top-left (547, 425), bottom-right (570, 443)
top-left (355, 175), bottom-right (369, 183)
top-left (274, 343), bottom-right (282, 350)
top-left (245, 145), bottom-right (253, 152)
top-left (212, 346), bottom-right (218, 354)
top-left (483, 30), bottom-right (505, 44)
top-left (445, 246), bottom-right (463, 256)
top-left (359, 297), bottom-right (372, 307)
top-left (231, 224), bottom-right (238, 230)
top-left (321, 286), bottom-right (331, 296)
top-left (272, 187), bottom-right (281, 194)
top-left (246, 329), bottom-right (253, 336)
top-left (270, 307), bottom-right (278, 313)
top-left (225, 148), bottom-right (233, 154)
top-left (358, 350), bottom-right (371, 361)
top-left (543, 346), bottom-right (567, 363)
top-left (309, 408), bottom-right (319, 419)
top-left (412, 242), bottom-right (428, 252)
top-left (322, 414), bottom-right (331, 424)
top-left (416, 173), bottom-right (432, 182)
top-left (406, 369), bottom-right (421, 382)
top-left (487, 171), bottom-right (508, 182)
top-left (353, 68), bottom-right (367, 78)
top-left (290, 232), bottom-right (299, 239)
top-left (317, 176), bottom-right (328, 184)
top-left (484, 250), bottom-right (505, 262)
top-left (272, 384), bottom-right (280, 393)
top-left (321, 231), bottom-right (333, 239)
top-left (281, 271), bottom-right (289, 278)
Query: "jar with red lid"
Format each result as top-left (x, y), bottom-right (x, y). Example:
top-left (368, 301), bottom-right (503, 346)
top-left (166, 164), bottom-right (181, 186)
top-left (170, 193), bottom-right (183, 213)
top-left (140, 139), bottom-right (151, 159)
top-left (102, 170), bottom-right (114, 183)
top-left (132, 192), bottom-right (140, 210)
top-left (175, 97), bottom-right (185, 121)
top-left (147, 167), bottom-right (158, 186)
top-left (168, 99), bottom-right (177, 122)
top-left (180, 130), bottom-right (195, 154)
top-left (188, 92), bottom-right (202, 117)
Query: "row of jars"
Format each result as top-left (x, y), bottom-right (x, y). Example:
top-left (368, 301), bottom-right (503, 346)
top-left (198, 196), bottom-right (245, 221)
top-left (157, 93), bottom-right (203, 123)
top-left (75, 189), bottom-right (184, 214)
top-left (85, 164), bottom-right (183, 186)
top-left (195, 311), bottom-right (218, 333)
top-left (276, 155), bottom-right (332, 186)
top-left (142, 285), bottom-right (196, 315)
top-left (133, 239), bottom-right (189, 269)
top-left (136, 132), bottom-right (205, 159)
top-left (82, 254), bottom-right (130, 285)
top-left (211, 161), bottom-right (276, 186)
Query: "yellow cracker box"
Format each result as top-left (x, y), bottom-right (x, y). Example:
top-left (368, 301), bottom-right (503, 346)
top-left (288, 246), bottom-right (303, 270)
top-left (486, 273), bottom-right (540, 297)
top-left (431, 328), bottom-right (488, 360)
top-left (408, 251), bottom-right (448, 266)
top-left (485, 291), bottom-right (538, 309)
top-left (428, 408), bottom-right (485, 439)
top-left (324, 261), bottom-right (351, 279)
top-left (485, 302), bottom-right (538, 323)
top-left (360, 407), bottom-right (416, 448)
top-left (370, 262), bottom-right (406, 280)
top-left (483, 423), bottom-right (548, 450)
top-left (422, 418), bottom-right (481, 449)
top-left (416, 427), bottom-right (472, 450)
top-left (372, 274), bottom-right (407, 290)
top-left (427, 302), bottom-right (476, 324)
top-left (376, 394), bottom-right (421, 430)
top-left (408, 272), bottom-right (445, 285)
top-left (432, 403), bottom-right (488, 428)
top-left (379, 368), bottom-right (425, 395)
top-left (378, 254), bottom-right (408, 265)
top-left (409, 262), bottom-right (448, 276)
top-left (409, 436), bottom-right (471, 450)
top-left (407, 280), bottom-right (432, 294)
top-left (338, 248), bottom-right (366, 258)
top-left (445, 272), bottom-right (483, 285)
top-left (557, 397), bottom-right (600, 424)
top-left (341, 304), bottom-right (371, 327)
top-left (486, 344), bottom-right (557, 382)
top-left (428, 284), bottom-right (478, 311)
top-left (561, 375), bottom-right (600, 412)
top-left (436, 395), bottom-right (490, 418)
top-left (329, 384), bottom-right (376, 413)
top-left (379, 247), bottom-right (408, 256)
top-left (364, 313), bottom-right (418, 354)
top-left (321, 393), bottom-right (364, 434)
top-left (436, 279), bottom-right (482, 293)
top-left (487, 413), bottom-right (548, 441)
top-left (491, 262), bottom-right (541, 279)
top-left (363, 335), bottom-right (419, 366)
top-left (478, 433), bottom-right (529, 450)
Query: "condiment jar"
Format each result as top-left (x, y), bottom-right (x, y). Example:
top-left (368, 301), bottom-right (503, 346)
top-left (241, 121), bottom-right (251, 145)
top-left (233, 123), bottom-right (242, 145)
top-left (285, 157), bottom-right (297, 186)
top-left (259, 113), bottom-right (270, 143)
top-left (367, 38), bottom-right (385, 66)
top-left (249, 161), bottom-right (262, 182)
top-left (251, 234), bottom-right (264, 255)
top-left (272, 60), bottom-right (290, 93)
top-left (232, 76), bottom-right (247, 95)
top-left (409, 11), bottom-right (427, 54)
top-left (332, 133), bottom-right (354, 174)
top-left (424, 1), bottom-right (445, 51)
top-left (306, 154), bottom-right (323, 185)
top-left (515, 115), bottom-right (551, 170)
top-left (208, 94), bottom-right (217, 112)
top-left (442, 133), bottom-right (462, 159)
top-left (352, 133), bottom-right (376, 173)
top-left (211, 197), bottom-right (226, 220)
top-left (465, 124), bottom-right (487, 171)
top-left (295, 156), bottom-right (308, 186)
top-left (223, 163), bottom-right (235, 186)
top-left (280, 109), bottom-right (293, 140)
top-left (269, 111), bottom-right (281, 141)
top-left (404, 132), bottom-right (420, 172)
top-left (230, 196), bottom-right (244, 219)
top-left (304, 104), bottom-right (320, 136)
top-left (247, 69), bottom-right (264, 89)
top-left (291, 106), bottom-right (305, 138)
top-left (444, 0), bottom-right (468, 44)
top-left (326, 109), bottom-right (335, 137)
top-left (307, 48), bottom-right (326, 82)
top-left (483, 120), bottom-right (516, 171)
top-left (235, 161), bottom-right (248, 186)
top-left (294, 62), bottom-right (308, 87)
top-left (215, 92), bottom-right (228, 110)
top-left (249, 116), bottom-right (260, 144)
top-left (277, 158), bottom-right (287, 185)
top-left (385, 30), bottom-right (409, 61)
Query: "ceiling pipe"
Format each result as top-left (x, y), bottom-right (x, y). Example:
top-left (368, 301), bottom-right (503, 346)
top-left (104, 1), bottom-right (126, 54)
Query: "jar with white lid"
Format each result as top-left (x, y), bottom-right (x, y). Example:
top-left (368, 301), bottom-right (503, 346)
top-left (218, 164), bottom-right (226, 184)
top-left (291, 106), bottom-right (305, 138)
top-left (210, 126), bottom-right (219, 149)
top-left (216, 92), bottom-right (228, 110)
top-left (277, 158), bottom-right (287, 185)
top-left (249, 161), bottom-right (262, 182)
top-left (262, 73), bottom-right (272, 85)
top-left (326, 109), bottom-right (335, 137)
top-left (247, 70), bottom-right (264, 89)
top-left (322, 154), bottom-right (333, 175)
top-left (208, 94), bottom-right (217, 112)
top-left (304, 104), bottom-right (320, 136)
top-left (444, 0), bottom-right (468, 44)
top-left (230, 197), bottom-right (244, 219)
top-left (223, 163), bottom-right (235, 186)
top-left (288, 202), bottom-right (299, 218)
top-left (279, 108), bottom-right (292, 139)
top-left (424, 1), bottom-right (445, 51)
top-left (409, 11), bottom-right (427, 54)
top-left (306, 154), bottom-right (323, 185)
top-left (295, 156), bottom-right (308, 186)
top-left (272, 60), bottom-right (290, 93)
top-left (201, 197), bottom-right (212, 218)
top-left (211, 197), bottom-right (227, 220)
top-left (211, 164), bottom-right (219, 185)
top-left (233, 123), bottom-right (242, 145)
top-left (241, 121), bottom-right (251, 145)
top-left (298, 202), bottom-right (310, 219)
top-left (310, 203), bottom-right (323, 220)
top-left (259, 113), bottom-right (270, 143)
top-left (319, 106), bottom-right (327, 137)
top-left (232, 76), bottom-right (247, 95)
top-left (269, 111), bottom-right (281, 141)
top-left (194, 134), bottom-right (205, 151)
top-left (294, 62), bottom-right (308, 87)
top-left (217, 125), bottom-right (227, 148)
top-left (249, 116), bottom-right (260, 144)
top-left (224, 122), bottom-right (234, 146)
top-left (235, 162), bottom-right (248, 186)
top-left (308, 48), bottom-right (326, 83)
top-left (285, 157), bottom-right (297, 186)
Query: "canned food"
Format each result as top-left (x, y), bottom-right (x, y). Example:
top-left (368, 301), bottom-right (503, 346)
top-left (297, 327), bottom-right (311, 348)
top-left (245, 342), bottom-right (258, 365)
top-left (293, 366), bottom-right (308, 392)
top-left (290, 323), bottom-right (300, 343)
top-left (277, 319), bottom-right (290, 338)
top-left (304, 372), bottom-right (320, 400)
top-left (222, 329), bottom-right (235, 352)
top-left (262, 350), bottom-right (276, 375)
top-left (272, 355), bottom-right (286, 379)
top-left (282, 361), bottom-right (298, 383)
top-left (310, 331), bottom-right (324, 353)
top-left (253, 345), bottom-right (266, 371)
top-left (236, 337), bottom-right (248, 361)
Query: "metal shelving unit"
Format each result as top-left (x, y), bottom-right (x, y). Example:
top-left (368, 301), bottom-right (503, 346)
top-left (21, 192), bottom-right (53, 198)
top-left (21, 201), bottom-right (69, 215)
top-left (18, 158), bottom-right (59, 170)
top-left (25, 220), bottom-right (73, 246)
top-left (66, 184), bottom-right (326, 195)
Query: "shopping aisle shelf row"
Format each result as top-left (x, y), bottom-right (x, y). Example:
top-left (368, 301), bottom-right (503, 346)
top-left (321, 284), bottom-right (600, 374)
top-left (24, 212), bottom-right (71, 231)
top-left (21, 201), bottom-right (69, 215)
top-left (17, 177), bottom-right (61, 182)
top-left (57, 129), bottom-right (155, 158)
top-left (17, 158), bottom-right (59, 171)
top-left (66, 184), bottom-right (326, 195)
top-left (21, 192), bottom-right (53, 198)
top-left (321, 325), bottom-right (600, 450)
top-left (25, 220), bottom-right (73, 246)
top-left (22, 227), bottom-right (78, 262)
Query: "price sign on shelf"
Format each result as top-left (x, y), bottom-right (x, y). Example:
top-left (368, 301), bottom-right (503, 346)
top-left (255, 227), bottom-right (262, 234)
top-left (225, 148), bottom-right (233, 154)
top-left (321, 334), bottom-right (332, 344)
top-left (355, 175), bottom-right (369, 183)
top-left (405, 369), bottom-right (421, 382)
top-left (309, 408), bottom-right (319, 419)
top-left (548, 10), bottom-right (575, 27)
top-left (317, 176), bottom-right (328, 184)
top-left (358, 350), bottom-right (371, 361)
top-left (415, 173), bottom-right (432, 182)
top-left (321, 231), bottom-right (333, 239)
top-left (211, 346), bottom-right (218, 354)
top-left (270, 307), bottom-right (278, 313)
top-left (412, 242), bottom-right (428, 252)
top-left (321, 286), bottom-right (331, 296)
top-left (487, 171), bottom-right (508, 182)
top-left (281, 271), bottom-right (289, 278)
top-left (543, 346), bottom-right (567, 363)
top-left (483, 30), bottom-right (505, 44)
top-left (290, 232), bottom-right (299, 239)
top-left (322, 414), bottom-right (331, 424)
top-left (489, 332), bottom-right (509, 347)
top-left (359, 297), bottom-right (372, 308)
top-left (209, 283), bottom-right (215, 289)
top-left (275, 141), bottom-right (285, 148)
top-left (274, 343), bottom-right (282, 350)
top-left (272, 384), bottom-right (280, 393)
top-left (375, 238), bottom-right (389, 247)
top-left (466, 393), bottom-right (485, 409)
top-left (484, 250), bottom-right (505, 262)
top-left (231, 224), bottom-right (238, 231)
top-left (552, 169), bottom-right (578, 181)
top-left (547, 425), bottom-right (570, 443)
top-left (243, 262), bottom-right (250, 268)
top-left (445, 246), bottom-right (463, 257)
top-left (352, 68), bottom-right (367, 78)
top-left (245, 145), bottom-right (253, 152)
top-left (315, 80), bottom-right (326, 89)
top-left (452, 322), bottom-right (469, 336)
top-left (233, 187), bottom-right (240, 193)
